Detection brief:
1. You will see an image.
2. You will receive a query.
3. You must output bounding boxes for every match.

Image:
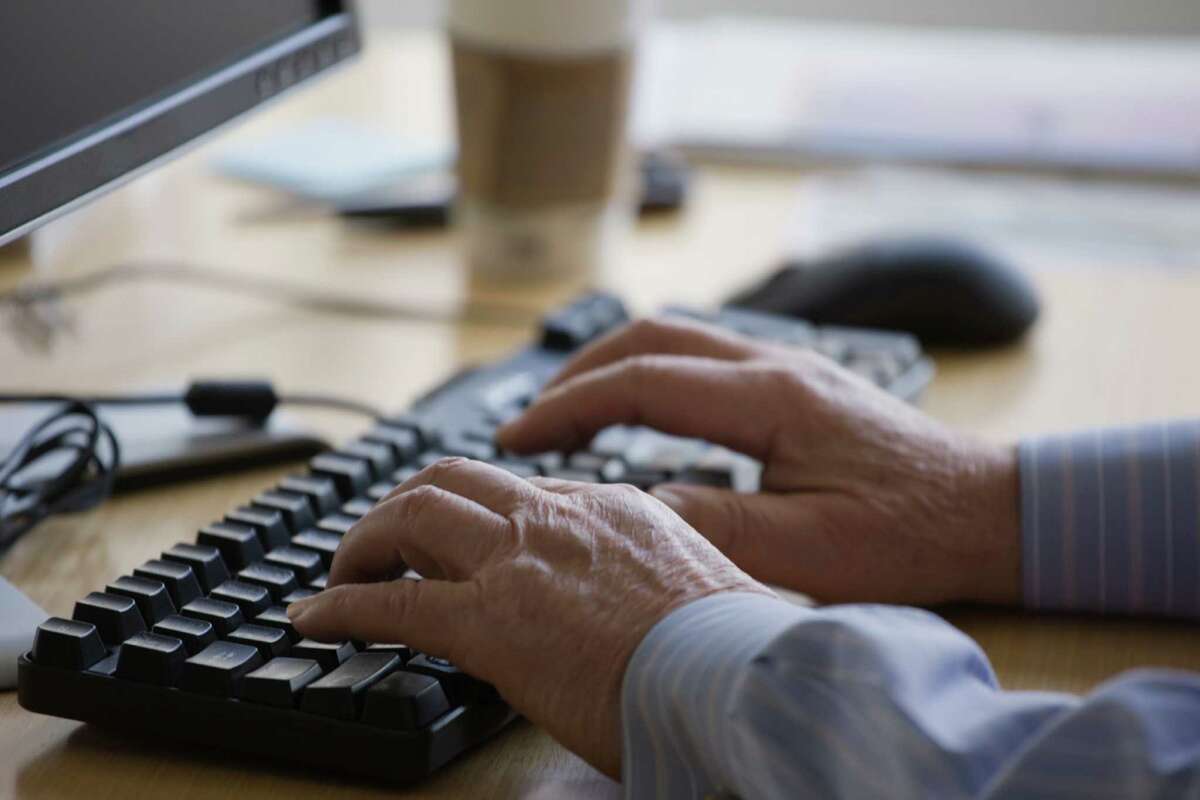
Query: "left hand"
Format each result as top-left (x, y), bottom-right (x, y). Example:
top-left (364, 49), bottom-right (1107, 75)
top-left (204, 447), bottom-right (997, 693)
top-left (287, 457), bottom-right (770, 778)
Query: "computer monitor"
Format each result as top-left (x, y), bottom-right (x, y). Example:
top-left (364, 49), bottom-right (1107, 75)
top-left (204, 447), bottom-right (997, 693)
top-left (0, 0), bottom-right (361, 248)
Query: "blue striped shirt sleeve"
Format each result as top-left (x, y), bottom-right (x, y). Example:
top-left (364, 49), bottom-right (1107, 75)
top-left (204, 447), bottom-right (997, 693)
top-left (622, 593), bottom-right (1200, 799)
top-left (1021, 420), bottom-right (1200, 617)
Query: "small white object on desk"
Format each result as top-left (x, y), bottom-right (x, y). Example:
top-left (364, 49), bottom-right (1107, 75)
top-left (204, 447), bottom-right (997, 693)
top-left (0, 576), bottom-right (48, 690)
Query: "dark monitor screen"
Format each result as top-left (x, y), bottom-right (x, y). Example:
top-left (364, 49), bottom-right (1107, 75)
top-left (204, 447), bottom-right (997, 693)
top-left (0, 0), bottom-right (359, 246)
top-left (0, 1), bottom-right (325, 176)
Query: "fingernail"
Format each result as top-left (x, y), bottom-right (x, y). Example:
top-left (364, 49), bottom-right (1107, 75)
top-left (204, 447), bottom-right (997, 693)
top-left (287, 598), bottom-right (315, 622)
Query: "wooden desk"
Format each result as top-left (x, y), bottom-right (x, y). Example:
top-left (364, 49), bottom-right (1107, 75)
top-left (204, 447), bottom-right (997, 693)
top-left (4, 28), bottom-right (1200, 800)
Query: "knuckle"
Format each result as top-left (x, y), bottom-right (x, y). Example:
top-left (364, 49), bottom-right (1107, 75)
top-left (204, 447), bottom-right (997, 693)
top-left (608, 482), bottom-right (646, 504)
top-left (427, 456), bottom-right (471, 478)
top-left (620, 353), bottom-right (668, 391)
top-left (396, 484), bottom-right (441, 525)
top-left (753, 360), bottom-right (808, 394)
top-left (629, 315), bottom-right (679, 347)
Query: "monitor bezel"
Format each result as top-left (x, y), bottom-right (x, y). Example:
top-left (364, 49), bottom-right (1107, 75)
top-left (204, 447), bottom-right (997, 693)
top-left (0, 2), bottom-right (361, 248)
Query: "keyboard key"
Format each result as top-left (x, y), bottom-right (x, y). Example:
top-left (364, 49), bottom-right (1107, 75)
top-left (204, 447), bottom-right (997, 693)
top-left (675, 466), bottom-right (734, 489)
top-left (441, 435), bottom-right (495, 462)
top-left (292, 529), bottom-right (341, 568)
top-left (253, 490), bottom-right (316, 533)
top-left (406, 654), bottom-right (496, 704)
top-left (72, 592), bottom-right (145, 645)
top-left (362, 425), bottom-right (420, 465)
top-left (253, 606), bottom-right (300, 642)
top-left (197, 522), bottom-right (265, 571)
top-left (134, 560), bottom-right (203, 607)
top-left (116, 632), bottom-right (187, 685)
top-left (337, 441), bottom-right (396, 481)
top-left (341, 497), bottom-right (375, 518)
top-left (540, 291), bottom-right (628, 350)
top-left (227, 624), bottom-right (291, 660)
top-left (180, 598), bottom-right (244, 636)
top-left (366, 482), bottom-right (396, 502)
top-left (225, 507), bottom-right (290, 550)
top-left (363, 671), bottom-right (451, 730)
top-left (309, 454), bottom-right (372, 500)
top-left (531, 452), bottom-right (564, 473)
top-left (589, 425), bottom-right (638, 459)
top-left (316, 514), bottom-right (357, 536)
top-left (618, 469), bottom-right (671, 491)
top-left (86, 651), bottom-right (120, 677)
top-left (106, 575), bottom-right (176, 625)
top-left (33, 618), bottom-right (107, 671)
top-left (278, 475), bottom-right (341, 517)
top-left (300, 652), bottom-right (400, 720)
top-left (599, 459), bottom-right (628, 483)
top-left (291, 639), bottom-right (357, 672)
top-left (152, 614), bottom-right (216, 655)
top-left (391, 466), bottom-right (420, 484)
top-left (180, 641), bottom-right (263, 696)
top-left (567, 452), bottom-right (611, 473)
top-left (241, 657), bottom-right (323, 708)
top-left (415, 452), bottom-right (450, 470)
top-left (377, 414), bottom-right (437, 451)
top-left (237, 563), bottom-right (299, 601)
top-left (209, 581), bottom-right (271, 617)
top-left (282, 588), bottom-right (319, 604)
top-left (264, 546), bottom-right (323, 583)
top-left (366, 643), bottom-right (414, 663)
top-left (309, 573), bottom-right (329, 591)
top-left (162, 543), bottom-right (230, 592)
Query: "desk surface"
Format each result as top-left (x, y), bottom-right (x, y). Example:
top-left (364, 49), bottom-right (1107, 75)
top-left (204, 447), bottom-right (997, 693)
top-left (5, 28), bottom-right (1200, 800)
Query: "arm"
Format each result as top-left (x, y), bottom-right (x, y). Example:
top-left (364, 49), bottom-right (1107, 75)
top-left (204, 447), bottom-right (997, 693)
top-left (625, 594), bottom-right (1200, 799)
top-left (1022, 421), bottom-right (1200, 617)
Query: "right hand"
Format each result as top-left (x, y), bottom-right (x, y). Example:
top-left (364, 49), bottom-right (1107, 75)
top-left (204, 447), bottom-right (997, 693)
top-left (497, 316), bottom-right (1021, 606)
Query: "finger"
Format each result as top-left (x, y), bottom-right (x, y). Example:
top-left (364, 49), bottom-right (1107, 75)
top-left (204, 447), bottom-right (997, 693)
top-left (544, 316), bottom-right (772, 391)
top-left (381, 456), bottom-right (537, 516)
top-left (649, 485), bottom-right (825, 588)
top-left (288, 578), bottom-right (471, 655)
top-left (498, 356), bottom-right (784, 459)
top-left (330, 485), bottom-right (510, 586)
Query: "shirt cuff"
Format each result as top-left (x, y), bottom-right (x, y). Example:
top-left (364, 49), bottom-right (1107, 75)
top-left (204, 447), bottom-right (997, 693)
top-left (1020, 420), bottom-right (1200, 617)
top-left (621, 592), bottom-right (811, 799)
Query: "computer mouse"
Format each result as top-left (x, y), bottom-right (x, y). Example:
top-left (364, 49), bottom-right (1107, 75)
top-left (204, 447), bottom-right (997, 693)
top-left (727, 237), bottom-right (1040, 348)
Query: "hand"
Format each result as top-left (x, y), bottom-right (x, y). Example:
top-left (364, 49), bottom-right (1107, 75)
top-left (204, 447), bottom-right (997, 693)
top-left (497, 317), bottom-right (1021, 606)
top-left (288, 457), bottom-right (769, 777)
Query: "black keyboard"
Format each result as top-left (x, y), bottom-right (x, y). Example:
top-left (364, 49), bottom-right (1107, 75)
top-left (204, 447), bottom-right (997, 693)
top-left (17, 294), bottom-right (933, 784)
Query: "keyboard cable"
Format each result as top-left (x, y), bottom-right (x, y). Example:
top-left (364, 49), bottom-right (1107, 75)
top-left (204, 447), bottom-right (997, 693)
top-left (0, 381), bottom-right (385, 556)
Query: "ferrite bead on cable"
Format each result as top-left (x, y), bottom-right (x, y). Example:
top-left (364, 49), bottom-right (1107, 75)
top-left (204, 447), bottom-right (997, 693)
top-left (184, 381), bottom-right (278, 422)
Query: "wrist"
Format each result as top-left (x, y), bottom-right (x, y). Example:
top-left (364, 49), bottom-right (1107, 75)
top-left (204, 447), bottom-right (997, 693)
top-left (955, 441), bottom-right (1022, 604)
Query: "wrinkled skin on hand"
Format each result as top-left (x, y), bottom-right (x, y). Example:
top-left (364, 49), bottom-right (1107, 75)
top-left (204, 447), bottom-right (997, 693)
top-left (291, 315), bottom-right (1021, 778)
top-left (497, 316), bottom-right (1021, 606)
top-left (289, 458), bottom-right (769, 777)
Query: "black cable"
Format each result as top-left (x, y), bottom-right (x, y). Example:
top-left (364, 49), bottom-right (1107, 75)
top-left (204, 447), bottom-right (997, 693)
top-left (0, 381), bottom-right (386, 555)
top-left (0, 388), bottom-right (385, 421)
top-left (0, 400), bottom-right (119, 555)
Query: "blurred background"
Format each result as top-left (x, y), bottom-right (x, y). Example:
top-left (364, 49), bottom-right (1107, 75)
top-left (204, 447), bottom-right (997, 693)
top-left (363, 0), bottom-right (1200, 36)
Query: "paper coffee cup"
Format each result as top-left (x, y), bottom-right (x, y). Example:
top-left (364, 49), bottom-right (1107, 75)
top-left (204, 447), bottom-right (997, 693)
top-left (449, 0), bottom-right (649, 282)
